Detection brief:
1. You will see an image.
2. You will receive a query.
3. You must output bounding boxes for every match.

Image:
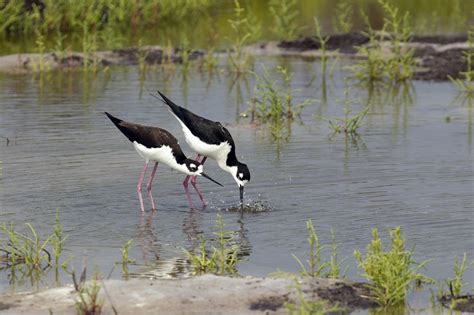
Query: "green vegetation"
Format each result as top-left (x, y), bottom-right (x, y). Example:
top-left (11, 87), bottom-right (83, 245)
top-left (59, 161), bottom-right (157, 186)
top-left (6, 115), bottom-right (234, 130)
top-left (350, 0), bottom-right (415, 85)
top-left (284, 281), bottom-right (342, 315)
top-left (0, 211), bottom-right (67, 269)
top-left (445, 253), bottom-right (470, 297)
top-left (354, 227), bottom-right (432, 306)
top-left (269, 0), bottom-right (304, 41)
top-left (118, 239), bottom-right (135, 276)
top-left (184, 214), bottom-right (240, 276)
top-left (226, 0), bottom-right (259, 74)
top-left (449, 30), bottom-right (474, 98)
top-left (321, 83), bottom-right (369, 135)
top-left (246, 65), bottom-right (312, 141)
top-left (73, 268), bottom-right (104, 315)
top-left (292, 220), bottom-right (346, 279)
top-left (313, 18), bottom-right (330, 80)
top-left (332, 0), bottom-right (353, 34)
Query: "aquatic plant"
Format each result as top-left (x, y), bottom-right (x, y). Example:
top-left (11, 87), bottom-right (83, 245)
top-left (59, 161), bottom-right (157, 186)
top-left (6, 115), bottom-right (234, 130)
top-left (246, 66), bottom-right (312, 141)
top-left (0, 211), bottom-right (68, 270)
top-left (321, 83), bottom-right (369, 135)
top-left (118, 239), bottom-right (135, 276)
top-left (292, 220), bottom-right (346, 280)
top-left (0, 223), bottom-right (52, 269)
top-left (448, 30), bottom-right (474, 98)
top-left (269, 0), bottom-right (304, 41)
top-left (332, 0), bottom-right (353, 33)
top-left (184, 214), bottom-right (240, 276)
top-left (226, 0), bottom-right (259, 74)
top-left (354, 227), bottom-right (432, 307)
top-left (444, 253), bottom-right (471, 298)
top-left (350, 0), bottom-right (415, 85)
top-left (284, 280), bottom-right (343, 315)
top-left (51, 209), bottom-right (68, 268)
top-left (73, 267), bottom-right (104, 315)
top-left (314, 18), bottom-right (330, 80)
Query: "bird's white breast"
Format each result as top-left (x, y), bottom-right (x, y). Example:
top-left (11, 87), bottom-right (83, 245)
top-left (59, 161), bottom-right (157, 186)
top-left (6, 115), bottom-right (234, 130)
top-left (175, 115), bottom-right (232, 167)
top-left (133, 142), bottom-right (190, 174)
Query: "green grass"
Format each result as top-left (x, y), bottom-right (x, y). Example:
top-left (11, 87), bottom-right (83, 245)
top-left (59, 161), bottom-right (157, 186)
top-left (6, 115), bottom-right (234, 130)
top-left (448, 29), bottom-right (474, 98)
top-left (350, 0), bottom-right (416, 86)
top-left (284, 280), bottom-right (343, 315)
top-left (269, 0), bottom-right (304, 41)
top-left (445, 253), bottom-right (471, 298)
top-left (246, 65), bottom-right (312, 141)
top-left (226, 0), bottom-right (259, 74)
top-left (184, 214), bottom-right (241, 276)
top-left (73, 268), bottom-right (104, 315)
top-left (0, 210), bottom-right (67, 270)
top-left (354, 227), bottom-right (432, 307)
top-left (292, 220), bottom-right (346, 279)
top-left (332, 0), bottom-right (353, 34)
top-left (319, 82), bottom-right (369, 135)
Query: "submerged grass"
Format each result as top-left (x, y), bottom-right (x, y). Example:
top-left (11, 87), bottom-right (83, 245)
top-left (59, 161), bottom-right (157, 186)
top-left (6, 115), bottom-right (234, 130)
top-left (448, 29), bottom-right (474, 98)
top-left (354, 227), bottom-right (432, 307)
top-left (319, 82), bottom-right (369, 135)
top-left (350, 0), bottom-right (416, 86)
top-left (246, 65), bottom-right (312, 141)
top-left (292, 220), bottom-right (347, 279)
top-left (184, 214), bottom-right (241, 276)
top-left (269, 0), bottom-right (304, 41)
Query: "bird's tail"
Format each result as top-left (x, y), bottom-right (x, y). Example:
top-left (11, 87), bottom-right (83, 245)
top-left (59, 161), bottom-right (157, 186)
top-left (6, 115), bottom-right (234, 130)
top-left (155, 90), bottom-right (182, 116)
top-left (104, 112), bottom-right (123, 128)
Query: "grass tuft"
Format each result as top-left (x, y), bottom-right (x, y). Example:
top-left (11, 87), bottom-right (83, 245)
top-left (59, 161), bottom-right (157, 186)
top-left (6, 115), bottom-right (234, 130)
top-left (184, 214), bottom-right (241, 276)
top-left (354, 226), bottom-right (432, 306)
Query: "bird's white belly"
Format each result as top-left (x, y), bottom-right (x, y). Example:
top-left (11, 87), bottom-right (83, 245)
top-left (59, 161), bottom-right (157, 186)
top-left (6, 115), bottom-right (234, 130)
top-left (180, 122), bottom-right (231, 165)
top-left (133, 142), bottom-right (190, 174)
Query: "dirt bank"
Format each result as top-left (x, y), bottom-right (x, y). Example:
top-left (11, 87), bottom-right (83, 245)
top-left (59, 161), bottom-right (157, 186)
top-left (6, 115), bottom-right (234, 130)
top-left (0, 33), bottom-right (470, 81)
top-left (0, 275), bottom-right (376, 314)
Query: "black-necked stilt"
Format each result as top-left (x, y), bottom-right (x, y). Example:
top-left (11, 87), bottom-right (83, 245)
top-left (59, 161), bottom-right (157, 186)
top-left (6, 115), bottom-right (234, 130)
top-left (104, 112), bottom-right (223, 211)
top-left (153, 91), bottom-right (251, 204)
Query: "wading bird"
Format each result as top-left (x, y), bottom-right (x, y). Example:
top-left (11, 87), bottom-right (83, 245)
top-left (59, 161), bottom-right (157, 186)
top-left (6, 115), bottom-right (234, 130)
top-left (153, 91), bottom-right (250, 205)
top-left (105, 112), bottom-right (223, 211)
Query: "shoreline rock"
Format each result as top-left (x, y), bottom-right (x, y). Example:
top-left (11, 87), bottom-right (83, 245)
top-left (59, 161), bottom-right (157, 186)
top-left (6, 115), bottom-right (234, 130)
top-left (0, 275), bottom-right (376, 314)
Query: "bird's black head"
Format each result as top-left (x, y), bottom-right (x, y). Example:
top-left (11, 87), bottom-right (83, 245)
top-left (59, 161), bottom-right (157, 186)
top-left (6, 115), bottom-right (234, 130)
top-left (232, 162), bottom-right (250, 204)
top-left (185, 159), bottom-right (223, 187)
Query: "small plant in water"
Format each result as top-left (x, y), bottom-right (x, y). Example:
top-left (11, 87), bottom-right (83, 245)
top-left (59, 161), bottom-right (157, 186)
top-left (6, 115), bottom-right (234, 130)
top-left (448, 29), bottom-right (474, 98)
top-left (247, 65), bottom-right (312, 141)
top-left (226, 0), bottom-right (259, 74)
top-left (354, 226), bottom-right (432, 307)
top-left (319, 82), bottom-right (369, 135)
top-left (269, 0), bottom-right (304, 41)
top-left (184, 214), bottom-right (240, 276)
top-left (292, 220), bottom-right (346, 279)
top-left (118, 239), bottom-right (135, 276)
top-left (445, 253), bottom-right (470, 298)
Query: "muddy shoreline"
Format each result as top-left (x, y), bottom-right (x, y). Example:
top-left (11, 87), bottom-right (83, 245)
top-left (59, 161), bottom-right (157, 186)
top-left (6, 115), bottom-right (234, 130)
top-left (0, 275), bottom-right (376, 314)
top-left (0, 33), bottom-right (470, 81)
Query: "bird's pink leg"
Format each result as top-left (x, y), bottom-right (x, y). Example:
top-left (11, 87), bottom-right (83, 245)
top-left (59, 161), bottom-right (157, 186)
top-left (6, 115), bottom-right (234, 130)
top-left (183, 175), bottom-right (195, 209)
top-left (146, 162), bottom-right (159, 210)
top-left (191, 156), bottom-right (207, 206)
top-left (137, 162), bottom-right (148, 212)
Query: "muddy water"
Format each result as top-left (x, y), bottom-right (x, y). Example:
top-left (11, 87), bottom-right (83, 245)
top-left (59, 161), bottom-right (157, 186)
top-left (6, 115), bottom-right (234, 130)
top-left (0, 59), bottom-right (473, 304)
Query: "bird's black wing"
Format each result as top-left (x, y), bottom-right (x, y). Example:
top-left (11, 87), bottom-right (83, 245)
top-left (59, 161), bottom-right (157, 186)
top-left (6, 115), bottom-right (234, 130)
top-left (105, 112), bottom-right (187, 163)
top-left (157, 91), bottom-right (231, 145)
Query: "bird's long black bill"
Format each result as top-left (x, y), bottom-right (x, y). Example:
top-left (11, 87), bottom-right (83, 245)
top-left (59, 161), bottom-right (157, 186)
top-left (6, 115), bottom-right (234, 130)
top-left (239, 185), bottom-right (244, 204)
top-left (201, 173), bottom-right (224, 187)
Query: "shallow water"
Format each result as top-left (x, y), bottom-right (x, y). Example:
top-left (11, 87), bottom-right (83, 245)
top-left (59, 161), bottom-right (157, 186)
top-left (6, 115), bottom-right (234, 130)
top-left (0, 58), bottom-right (473, 308)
